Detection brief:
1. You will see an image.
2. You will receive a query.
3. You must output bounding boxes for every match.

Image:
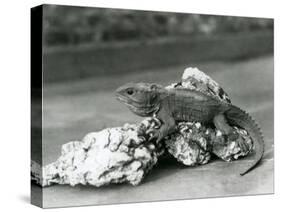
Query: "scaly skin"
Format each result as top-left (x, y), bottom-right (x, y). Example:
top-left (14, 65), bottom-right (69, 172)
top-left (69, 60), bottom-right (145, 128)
top-left (115, 82), bottom-right (264, 176)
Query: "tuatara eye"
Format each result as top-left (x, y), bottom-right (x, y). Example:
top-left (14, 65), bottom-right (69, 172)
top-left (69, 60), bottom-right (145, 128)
top-left (127, 89), bottom-right (134, 95)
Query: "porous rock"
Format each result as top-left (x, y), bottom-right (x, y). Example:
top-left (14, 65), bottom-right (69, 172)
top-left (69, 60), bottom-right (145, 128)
top-left (37, 118), bottom-right (164, 187)
top-left (211, 127), bottom-right (253, 161)
top-left (31, 160), bottom-right (42, 185)
top-left (166, 67), bottom-right (231, 103)
top-left (164, 122), bottom-right (212, 166)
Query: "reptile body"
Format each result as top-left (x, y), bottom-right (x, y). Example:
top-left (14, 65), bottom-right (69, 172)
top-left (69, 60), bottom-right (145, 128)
top-left (116, 82), bottom-right (264, 176)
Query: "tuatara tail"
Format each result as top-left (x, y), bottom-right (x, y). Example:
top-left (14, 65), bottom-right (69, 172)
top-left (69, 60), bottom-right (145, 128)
top-left (225, 105), bottom-right (264, 176)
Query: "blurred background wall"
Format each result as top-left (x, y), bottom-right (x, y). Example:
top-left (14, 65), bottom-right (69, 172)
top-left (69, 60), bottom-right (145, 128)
top-left (42, 5), bottom-right (273, 83)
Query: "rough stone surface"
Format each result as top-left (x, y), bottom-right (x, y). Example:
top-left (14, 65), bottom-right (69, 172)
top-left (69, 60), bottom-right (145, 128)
top-left (211, 127), bottom-right (253, 161)
top-left (38, 118), bottom-right (164, 187)
top-left (163, 122), bottom-right (253, 166)
top-left (164, 122), bottom-right (212, 166)
top-left (166, 67), bottom-right (231, 103)
top-left (31, 160), bottom-right (42, 185)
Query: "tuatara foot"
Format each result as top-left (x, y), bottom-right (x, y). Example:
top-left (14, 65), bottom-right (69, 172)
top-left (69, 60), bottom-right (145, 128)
top-left (227, 130), bottom-right (249, 153)
top-left (146, 128), bottom-right (164, 143)
top-left (227, 130), bottom-right (239, 141)
top-left (212, 127), bottom-right (253, 161)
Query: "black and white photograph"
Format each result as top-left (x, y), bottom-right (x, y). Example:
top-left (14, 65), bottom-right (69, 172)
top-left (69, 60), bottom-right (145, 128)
top-left (31, 4), bottom-right (274, 208)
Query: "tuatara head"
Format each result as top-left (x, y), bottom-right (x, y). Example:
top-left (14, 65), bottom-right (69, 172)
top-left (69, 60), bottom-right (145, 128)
top-left (115, 82), bottom-right (164, 117)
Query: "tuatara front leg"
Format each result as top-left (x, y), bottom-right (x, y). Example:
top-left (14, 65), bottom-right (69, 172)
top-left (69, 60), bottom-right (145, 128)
top-left (213, 113), bottom-right (248, 152)
top-left (148, 105), bottom-right (176, 143)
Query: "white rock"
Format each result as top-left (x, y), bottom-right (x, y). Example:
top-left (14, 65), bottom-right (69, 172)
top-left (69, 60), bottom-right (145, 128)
top-left (164, 122), bottom-right (212, 166)
top-left (180, 67), bottom-right (231, 103)
top-left (182, 67), bottom-right (217, 85)
top-left (35, 119), bottom-right (164, 187)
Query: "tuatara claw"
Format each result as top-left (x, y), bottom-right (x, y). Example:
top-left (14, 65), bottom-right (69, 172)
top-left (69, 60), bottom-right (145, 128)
top-left (148, 133), bottom-right (159, 142)
top-left (228, 131), bottom-right (239, 141)
top-left (155, 135), bottom-right (164, 144)
top-left (147, 129), bottom-right (165, 144)
top-left (146, 129), bottom-right (159, 141)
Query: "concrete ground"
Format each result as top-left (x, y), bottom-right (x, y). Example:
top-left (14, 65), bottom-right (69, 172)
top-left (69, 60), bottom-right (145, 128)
top-left (32, 55), bottom-right (274, 208)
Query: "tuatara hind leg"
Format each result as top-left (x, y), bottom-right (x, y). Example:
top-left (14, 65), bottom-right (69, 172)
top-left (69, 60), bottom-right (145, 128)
top-left (213, 113), bottom-right (248, 152)
top-left (213, 114), bottom-right (234, 136)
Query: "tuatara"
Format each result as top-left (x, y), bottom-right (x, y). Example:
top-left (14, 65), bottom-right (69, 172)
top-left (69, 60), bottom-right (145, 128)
top-left (115, 82), bottom-right (264, 176)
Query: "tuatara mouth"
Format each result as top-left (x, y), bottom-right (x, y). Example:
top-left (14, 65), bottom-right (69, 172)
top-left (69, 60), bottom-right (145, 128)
top-left (115, 93), bottom-right (131, 105)
top-left (115, 95), bottom-right (126, 103)
top-left (115, 94), bottom-right (133, 107)
top-left (116, 93), bottom-right (158, 117)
